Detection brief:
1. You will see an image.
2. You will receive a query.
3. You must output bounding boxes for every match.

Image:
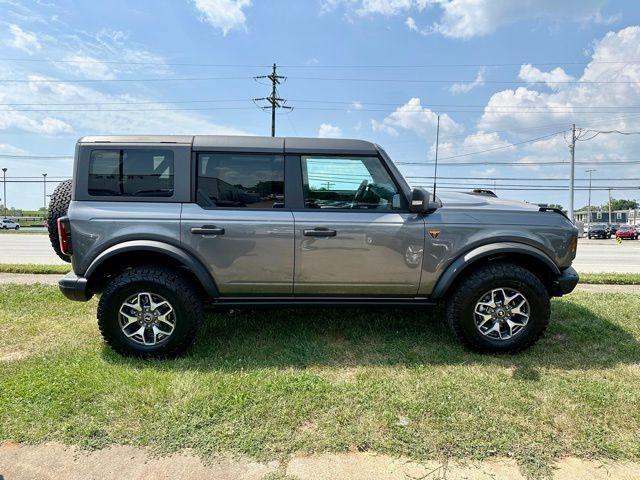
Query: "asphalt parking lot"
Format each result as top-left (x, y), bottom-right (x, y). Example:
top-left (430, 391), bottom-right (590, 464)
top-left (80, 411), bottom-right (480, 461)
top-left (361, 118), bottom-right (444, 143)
top-left (1, 233), bottom-right (639, 272)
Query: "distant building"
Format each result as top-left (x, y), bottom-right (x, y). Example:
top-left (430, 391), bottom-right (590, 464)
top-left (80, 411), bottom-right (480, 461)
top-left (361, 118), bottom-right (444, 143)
top-left (574, 209), bottom-right (638, 224)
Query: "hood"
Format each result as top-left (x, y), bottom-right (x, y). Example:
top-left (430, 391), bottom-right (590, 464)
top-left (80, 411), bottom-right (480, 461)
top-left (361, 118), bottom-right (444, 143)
top-left (437, 191), bottom-right (540, 212)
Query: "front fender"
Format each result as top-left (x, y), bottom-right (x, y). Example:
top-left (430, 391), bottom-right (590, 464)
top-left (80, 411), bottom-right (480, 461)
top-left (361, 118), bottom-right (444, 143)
top-left (84, 240), bottom-right (219, 298)
top-left (430, 242), bottom-right (560, 299)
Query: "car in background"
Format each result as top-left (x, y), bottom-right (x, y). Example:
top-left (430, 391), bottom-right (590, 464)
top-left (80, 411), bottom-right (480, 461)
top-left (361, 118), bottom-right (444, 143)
top-left (615, 225), bottom-right (638, 240)
top-left (587, 224), bottom-right (610, 239)
top-left (608, 223), bottom-right (621, 235)
top-left (635, 225), bottom-right (640, 235)
top-left (0, 218), bottom-right (20, 230)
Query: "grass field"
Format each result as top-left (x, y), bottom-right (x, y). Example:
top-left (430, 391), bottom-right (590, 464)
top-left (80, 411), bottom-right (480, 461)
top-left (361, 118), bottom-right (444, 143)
top-left (0, 263), bottom-right (71, 274)
top-left (1, 285), bottom-right (639, 478)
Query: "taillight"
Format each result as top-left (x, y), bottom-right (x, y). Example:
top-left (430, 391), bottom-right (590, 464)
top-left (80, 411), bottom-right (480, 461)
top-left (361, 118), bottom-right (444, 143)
top-left (57, 217), bottom-right (73, 256)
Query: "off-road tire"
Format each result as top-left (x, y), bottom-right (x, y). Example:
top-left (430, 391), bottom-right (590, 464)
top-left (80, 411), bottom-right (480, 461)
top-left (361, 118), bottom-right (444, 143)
top-left (97, 266), bottom-right (204, 358)
top-left (47, 179), bottom-right (72, 262)
top-left (445, 262), bottom-right (550, 353)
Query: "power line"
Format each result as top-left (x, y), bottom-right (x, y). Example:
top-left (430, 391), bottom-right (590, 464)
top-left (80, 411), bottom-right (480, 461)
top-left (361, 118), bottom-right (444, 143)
top-left (4, 57), bottom-right (640, 68)
top-left (397, 159), bottom-right (640, 166)
top-left (2, 75), bottom-right (639, 85)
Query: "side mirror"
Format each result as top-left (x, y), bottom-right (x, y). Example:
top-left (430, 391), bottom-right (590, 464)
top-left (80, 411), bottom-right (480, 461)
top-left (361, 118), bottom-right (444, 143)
top-left (409, 188), bottom-right (440, 213)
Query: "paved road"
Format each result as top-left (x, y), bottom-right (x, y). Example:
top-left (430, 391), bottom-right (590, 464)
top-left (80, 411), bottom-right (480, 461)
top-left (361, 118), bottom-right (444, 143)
top-left (572, 237), bottom-right (640, 273)
top-left (0, 234), bottom-right (66, 265)
top-left (1, 234), bottom-right (639, 272)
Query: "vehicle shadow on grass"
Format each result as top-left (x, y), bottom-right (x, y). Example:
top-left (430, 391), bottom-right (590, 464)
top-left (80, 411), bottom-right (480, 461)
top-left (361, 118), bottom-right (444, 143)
top-left (102, 297), bottom-right (639, 373)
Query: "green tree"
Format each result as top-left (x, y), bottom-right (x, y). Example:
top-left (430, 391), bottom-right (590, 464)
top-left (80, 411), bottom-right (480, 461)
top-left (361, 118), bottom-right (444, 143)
top-left (603, 198), bottom-right (638, 211)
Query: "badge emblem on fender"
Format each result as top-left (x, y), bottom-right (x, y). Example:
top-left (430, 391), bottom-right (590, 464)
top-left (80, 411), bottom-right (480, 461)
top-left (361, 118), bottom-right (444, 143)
top-left (428, 229), bottom-right (440, 239)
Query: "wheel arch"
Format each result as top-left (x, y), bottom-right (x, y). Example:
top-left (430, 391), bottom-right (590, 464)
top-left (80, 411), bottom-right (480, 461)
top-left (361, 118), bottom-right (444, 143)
top-left (84, 240), bottom-right (219, 298)
top-left (430, 242), bottom-right (561, 300)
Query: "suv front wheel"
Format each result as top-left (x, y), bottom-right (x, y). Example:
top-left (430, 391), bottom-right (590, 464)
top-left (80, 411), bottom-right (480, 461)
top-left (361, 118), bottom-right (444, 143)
top-left (445, 262), bottom-right (550, 353)
top-left (97, 266), bottom-right (204, 357)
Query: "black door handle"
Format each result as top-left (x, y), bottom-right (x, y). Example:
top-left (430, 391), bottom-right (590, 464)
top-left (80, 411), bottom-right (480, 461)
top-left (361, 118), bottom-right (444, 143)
top-left (191, 225), bottom-right (225, 235)
top-left (303, 227), bottom-right (337, 237)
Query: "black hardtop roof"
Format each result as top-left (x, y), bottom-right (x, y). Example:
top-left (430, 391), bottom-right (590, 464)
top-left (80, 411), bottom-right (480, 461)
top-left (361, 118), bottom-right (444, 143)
top-left (78, 135), bottom-right (379, 155)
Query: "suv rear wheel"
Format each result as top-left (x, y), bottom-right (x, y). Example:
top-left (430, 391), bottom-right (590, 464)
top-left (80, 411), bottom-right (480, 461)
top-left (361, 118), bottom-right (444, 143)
top-left (97, 266), bottom-right (203, 357)
top-left (445, 262), bottom-right (550, 353)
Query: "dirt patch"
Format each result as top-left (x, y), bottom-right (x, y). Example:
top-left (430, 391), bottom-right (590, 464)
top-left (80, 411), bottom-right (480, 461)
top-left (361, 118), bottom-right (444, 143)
top-left (1, 444), bottom-right (640, 480)
top-left (0, 349), bottom-right (30, 363)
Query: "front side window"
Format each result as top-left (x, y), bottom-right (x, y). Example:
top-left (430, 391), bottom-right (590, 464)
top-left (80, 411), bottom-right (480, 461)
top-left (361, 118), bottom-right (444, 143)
top-left (196, 153), bottom-right (285, 208)
top-left (301, 156), bottom-right (401, 210)
top-left (89, 149), bottom-right (174, 197)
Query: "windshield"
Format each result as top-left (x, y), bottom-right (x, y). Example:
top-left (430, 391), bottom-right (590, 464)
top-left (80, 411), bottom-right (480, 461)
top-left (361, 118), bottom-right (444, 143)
top-left (590, 224), bottom-right (606, 229)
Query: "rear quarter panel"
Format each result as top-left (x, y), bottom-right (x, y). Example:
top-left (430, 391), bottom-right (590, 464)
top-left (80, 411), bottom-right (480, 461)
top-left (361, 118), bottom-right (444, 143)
top-left (68, 201), bottom-right (182, 275)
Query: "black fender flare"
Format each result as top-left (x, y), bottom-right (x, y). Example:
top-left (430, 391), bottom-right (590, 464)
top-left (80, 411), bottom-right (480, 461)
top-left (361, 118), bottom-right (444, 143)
top-left (84, 240), bottom-right (219, 298)
top-left (430, 242), bottom-right (560, 299)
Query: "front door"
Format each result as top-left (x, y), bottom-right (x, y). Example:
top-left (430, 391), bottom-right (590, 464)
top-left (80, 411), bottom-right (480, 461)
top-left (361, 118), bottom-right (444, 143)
top-left (181, 152), bottom-right (294, 295)
top-left (293, 155), bottom-right (425, 295)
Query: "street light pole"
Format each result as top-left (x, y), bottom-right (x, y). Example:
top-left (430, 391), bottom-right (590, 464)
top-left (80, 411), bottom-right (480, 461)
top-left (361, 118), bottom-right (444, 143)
top-left (2, 168), bottom-right (6, 218)
top-left (43, 173), bottom-right (47, 211)
top-left (586, 169), bottom-right (596, 226)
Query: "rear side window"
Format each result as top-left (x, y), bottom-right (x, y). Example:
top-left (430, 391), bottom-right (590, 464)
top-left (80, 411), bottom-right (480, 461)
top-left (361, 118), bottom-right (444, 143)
top-left (196, 153), bottom-right (284, 209)
top-left (88, 149), bottom-right (174, 197)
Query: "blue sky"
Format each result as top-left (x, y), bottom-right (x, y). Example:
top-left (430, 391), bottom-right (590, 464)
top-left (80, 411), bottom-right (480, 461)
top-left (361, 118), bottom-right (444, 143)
top-left (1, 0), bottom-right (640, 210)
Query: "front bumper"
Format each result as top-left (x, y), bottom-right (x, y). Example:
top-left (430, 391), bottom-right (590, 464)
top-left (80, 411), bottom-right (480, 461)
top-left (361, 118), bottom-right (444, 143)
top-left (551, 266), bottom-right (579, 296)
top-left (58, 272), bottom-right (92, 301)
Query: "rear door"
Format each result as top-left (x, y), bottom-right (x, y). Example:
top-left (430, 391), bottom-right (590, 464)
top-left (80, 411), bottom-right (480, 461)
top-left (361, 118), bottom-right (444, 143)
top-left (292, 155), bottom-right (425, 295)
top-left (181, 152), bottom-right (294, 295)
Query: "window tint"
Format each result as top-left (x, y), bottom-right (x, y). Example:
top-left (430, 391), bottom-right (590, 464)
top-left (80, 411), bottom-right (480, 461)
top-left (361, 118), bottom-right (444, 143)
top-left (197, 153), bottom-right (284, 209)
top-left (89, 149), bottom-right (174, 197)
top-left (301, 156), bottom-right (401, 210)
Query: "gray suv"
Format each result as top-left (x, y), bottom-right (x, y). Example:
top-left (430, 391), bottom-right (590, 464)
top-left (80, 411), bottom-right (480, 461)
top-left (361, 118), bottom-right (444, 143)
top-left (53, 135), bottom-right (579, 357)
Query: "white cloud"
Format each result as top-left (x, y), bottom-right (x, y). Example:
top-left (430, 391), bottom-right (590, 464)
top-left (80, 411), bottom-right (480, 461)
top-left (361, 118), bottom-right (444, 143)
top-left (351, 101), bottom-right (363, 110)
top-left (326, 0), bottom-right (611, 39)
top-left (518, 64), bottom-right (574, 90)
top-left (450, 67), bottom-right (485, 94)
top-left (322, 0), bottom-right (429, 16)
top-left (318, 123), bottom-right (343, 138)
top-left (371, 97), bottom-right (462, 137)
top-left (0, 72), bottom-right (248, 136)
top-left (479, 26), bottom-right (640, 136)
top-left (191, 0), bottom-right (252, 35)
top-left (64, 55), bottom-right (116, 80)
top-left (435, 131), bottom-right (513, 159)
top-left (433, 0), bottom-right (609, 39)
top-left (7, 24), bottom-right (41, 54)
top-left (405, 16), bottom-right (418, 31)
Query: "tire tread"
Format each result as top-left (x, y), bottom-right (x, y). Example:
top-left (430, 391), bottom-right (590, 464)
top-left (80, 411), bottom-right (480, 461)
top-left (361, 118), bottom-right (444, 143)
top-left (97, 266), bottom-right (203, 358)
top-left (445, 262), bottom-right (550, 353)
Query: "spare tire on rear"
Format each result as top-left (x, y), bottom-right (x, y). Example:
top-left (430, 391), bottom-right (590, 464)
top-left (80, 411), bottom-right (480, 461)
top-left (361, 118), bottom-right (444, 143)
top-left (47, 179), bottom-right (72, 262)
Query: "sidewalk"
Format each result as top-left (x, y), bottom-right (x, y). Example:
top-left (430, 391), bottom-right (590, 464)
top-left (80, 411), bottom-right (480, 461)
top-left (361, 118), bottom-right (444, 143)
top-left (1, 442), bottom-right (639, 480)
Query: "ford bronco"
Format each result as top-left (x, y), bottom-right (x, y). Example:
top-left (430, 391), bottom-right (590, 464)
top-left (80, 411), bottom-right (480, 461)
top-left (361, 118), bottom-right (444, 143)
top-left (50, 135), bottom-right (579, 357)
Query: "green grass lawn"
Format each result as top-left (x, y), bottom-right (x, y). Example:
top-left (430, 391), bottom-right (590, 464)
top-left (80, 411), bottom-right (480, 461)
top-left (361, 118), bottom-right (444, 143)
top-left (1, 286), bottom-right (639, 478)
top-left (0, 263), bottom-right (71, 274)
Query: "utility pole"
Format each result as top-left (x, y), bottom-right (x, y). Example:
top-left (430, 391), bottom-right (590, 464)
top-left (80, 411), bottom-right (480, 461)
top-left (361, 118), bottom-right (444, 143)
top-left (42, 173), bottom-right (47, 211)
top-left (568, 124), bottom-right (576, 223)
top-left (586, 168), bottom-right (596, 226)
top-left (2, 168), bottom-right (6, 218)
top-left (608, 187), bottom-right (612, 225)
top-left (432, 114), bottom-right (440, 202)
top-left (254, 63), bottom-right (292, 137)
